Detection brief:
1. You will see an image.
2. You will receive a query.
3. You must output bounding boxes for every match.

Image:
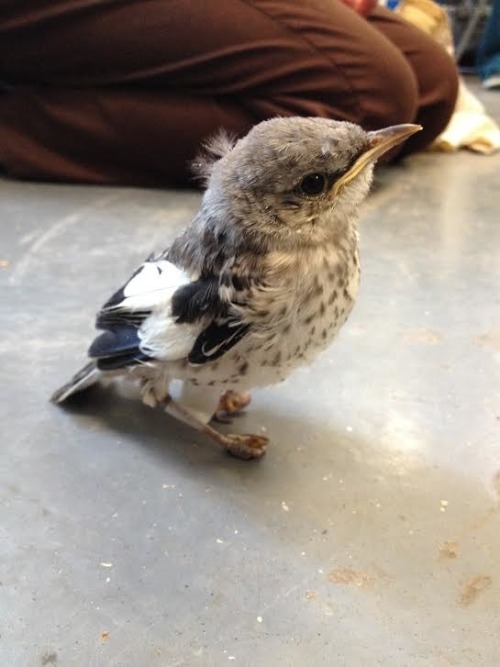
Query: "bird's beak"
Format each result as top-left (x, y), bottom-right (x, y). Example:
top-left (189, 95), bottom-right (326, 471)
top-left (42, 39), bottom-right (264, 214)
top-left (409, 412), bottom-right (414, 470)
top-left (331, 124), bottom-right (422, 197)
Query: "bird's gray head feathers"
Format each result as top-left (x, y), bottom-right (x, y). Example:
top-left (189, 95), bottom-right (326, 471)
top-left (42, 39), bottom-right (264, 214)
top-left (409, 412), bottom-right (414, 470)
top-left (194, 117), bottom-right (420, 251)
top-left (192, 130), bottom-right (238, 185)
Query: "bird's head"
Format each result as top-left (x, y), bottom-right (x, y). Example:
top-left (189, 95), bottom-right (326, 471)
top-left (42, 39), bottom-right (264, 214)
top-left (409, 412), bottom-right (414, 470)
top-left (196, 117), bottom-right (421, 249)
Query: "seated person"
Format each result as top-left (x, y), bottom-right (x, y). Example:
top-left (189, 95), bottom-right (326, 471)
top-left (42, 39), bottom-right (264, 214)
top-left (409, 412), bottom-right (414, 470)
top-left (0, 0), bottom-right (458, 187)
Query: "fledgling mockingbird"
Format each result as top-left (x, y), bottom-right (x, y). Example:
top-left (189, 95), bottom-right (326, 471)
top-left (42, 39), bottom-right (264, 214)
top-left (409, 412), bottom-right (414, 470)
top-left (52, 117), bottom-right (420, 459)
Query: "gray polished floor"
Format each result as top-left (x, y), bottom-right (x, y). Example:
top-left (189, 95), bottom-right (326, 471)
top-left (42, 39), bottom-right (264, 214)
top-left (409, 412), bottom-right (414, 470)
top-left (1, 84), bottom-right (500, 666)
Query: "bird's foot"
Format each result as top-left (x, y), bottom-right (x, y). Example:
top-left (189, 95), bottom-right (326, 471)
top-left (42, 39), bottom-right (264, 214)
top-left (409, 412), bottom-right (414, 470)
top-left (163, 393), bottom-right (267, 460)
top-left (214, 390), bottom-right (252, 424)
top-left (221, 433), bottom-right (269, 460)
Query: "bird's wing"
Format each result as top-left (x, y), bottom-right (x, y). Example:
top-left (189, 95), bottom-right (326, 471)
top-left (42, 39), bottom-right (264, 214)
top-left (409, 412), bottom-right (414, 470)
top-left (187, 319), bottom-right (251, 365)
top-left (88, 258), bottom-right (253, 370)
top-left (89, 259), bottom-right (199, 370)
top-left (168, 275), bottom-right (251, 366)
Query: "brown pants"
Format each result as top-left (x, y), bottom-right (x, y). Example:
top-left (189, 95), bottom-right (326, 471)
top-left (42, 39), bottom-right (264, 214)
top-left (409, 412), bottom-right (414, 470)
top-left (0, 0), bottom-right (458, 187)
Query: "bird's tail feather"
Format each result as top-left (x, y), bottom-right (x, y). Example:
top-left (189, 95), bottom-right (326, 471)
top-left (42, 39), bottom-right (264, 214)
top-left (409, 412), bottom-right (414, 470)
top-left (51, 361), bottom-right (101, 403)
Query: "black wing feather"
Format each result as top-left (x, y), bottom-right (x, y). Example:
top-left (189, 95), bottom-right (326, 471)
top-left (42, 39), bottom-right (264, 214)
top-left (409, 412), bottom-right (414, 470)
top-left (188, 321), bottom-right (251, 365)
top-left (88, 326), bottom-right (141, 358)
top-left (171, 276), bottom-right (226, 323)
top-left (89, 258), bottom-right (255, 369)
top-left (88, 325), bottom-right (153, 370)
top-left (97, 351), bottom-right (152, 371)
top-left (172, 275), bottom-right (252, 364)
top-left (89, 263), bottom-right (158, 369)
top-left (96, 309), bottom-right (151, 330)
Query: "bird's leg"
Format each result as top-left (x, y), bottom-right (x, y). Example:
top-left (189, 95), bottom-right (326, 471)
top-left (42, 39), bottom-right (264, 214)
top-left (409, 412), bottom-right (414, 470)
top-left (213, 389), bottom-right (252, 423)
top-left (163, 395), bottom-right (268, 460)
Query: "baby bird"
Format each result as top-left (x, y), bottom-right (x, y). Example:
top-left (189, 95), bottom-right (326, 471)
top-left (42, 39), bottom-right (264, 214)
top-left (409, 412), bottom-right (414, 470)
top-left (52, 117), bottom-right (420, 459)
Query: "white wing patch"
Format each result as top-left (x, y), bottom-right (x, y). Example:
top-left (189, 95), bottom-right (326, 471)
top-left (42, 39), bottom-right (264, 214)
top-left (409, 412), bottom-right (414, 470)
top-left (139, 311), bottom-right (202, 362)
top-left (118, 260), bottom-right (192, 311)
top-left (133, 261), bottom-right (201, 361)
top-left (101, 259), bottom-right (203, 363)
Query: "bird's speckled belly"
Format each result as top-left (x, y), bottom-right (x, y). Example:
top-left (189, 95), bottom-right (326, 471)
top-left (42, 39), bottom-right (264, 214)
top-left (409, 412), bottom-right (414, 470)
top-left (164, 253), bottom-right (360, 391)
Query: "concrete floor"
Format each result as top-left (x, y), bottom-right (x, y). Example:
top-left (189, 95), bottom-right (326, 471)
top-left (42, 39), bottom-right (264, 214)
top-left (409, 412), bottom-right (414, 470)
top-left (1, 83), bottom-right (500, 667)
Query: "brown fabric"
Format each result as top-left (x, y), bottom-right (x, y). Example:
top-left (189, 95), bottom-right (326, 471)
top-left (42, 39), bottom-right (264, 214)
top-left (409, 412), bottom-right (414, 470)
top-left (0, 0), bottom-right (458, 187)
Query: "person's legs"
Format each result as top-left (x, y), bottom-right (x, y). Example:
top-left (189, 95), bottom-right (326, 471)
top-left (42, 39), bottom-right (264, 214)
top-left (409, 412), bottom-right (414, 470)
top-left (477, 0), bottom-right (500, 88)
top-left (0, 0), bottom-right (429, 186)
top-left (0, 88), bottom-right (260, 186)
top-left (368, 5), bottom-right (459, 155)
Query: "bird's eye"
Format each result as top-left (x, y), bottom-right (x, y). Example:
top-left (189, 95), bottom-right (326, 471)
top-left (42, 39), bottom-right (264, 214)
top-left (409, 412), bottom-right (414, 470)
top-left (298, 173), bottom-right (327, 197)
